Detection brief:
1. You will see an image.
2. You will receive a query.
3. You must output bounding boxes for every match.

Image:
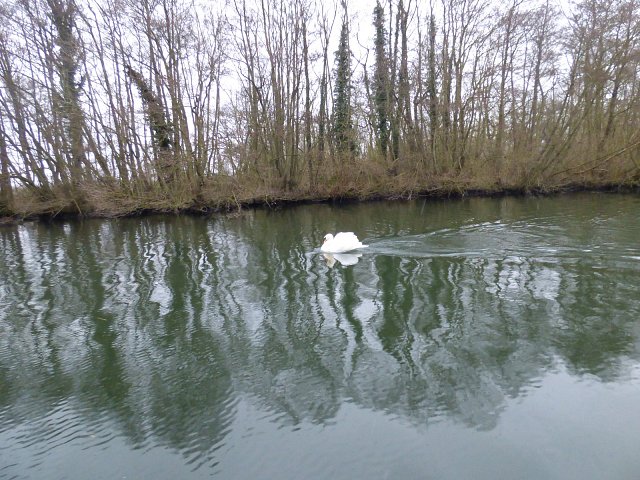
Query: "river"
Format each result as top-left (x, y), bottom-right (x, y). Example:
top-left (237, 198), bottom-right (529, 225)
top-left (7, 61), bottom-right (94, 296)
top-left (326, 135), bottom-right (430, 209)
top-left (1, 193), bottom-right (639, 479)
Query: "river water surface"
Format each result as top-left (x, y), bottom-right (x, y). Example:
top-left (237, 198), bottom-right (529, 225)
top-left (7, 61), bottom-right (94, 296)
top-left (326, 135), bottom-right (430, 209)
top-left (1, 193), bottom-right (640, 479)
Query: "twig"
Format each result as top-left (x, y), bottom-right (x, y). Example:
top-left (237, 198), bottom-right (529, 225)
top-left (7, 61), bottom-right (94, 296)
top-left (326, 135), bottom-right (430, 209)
top-left (546, 137), bottom-right (640, 180)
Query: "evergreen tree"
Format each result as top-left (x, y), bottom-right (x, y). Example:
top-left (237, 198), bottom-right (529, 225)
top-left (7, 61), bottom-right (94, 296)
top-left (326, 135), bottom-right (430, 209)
top-left (373, 1), bottom-right (390, 157)
top-left (333, 13), bottom-right (355, 155)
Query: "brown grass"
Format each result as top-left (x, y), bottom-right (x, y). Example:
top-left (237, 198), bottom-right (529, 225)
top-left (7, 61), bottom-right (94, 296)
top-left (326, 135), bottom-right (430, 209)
top-left (1, 153), bottom-right (638, 224)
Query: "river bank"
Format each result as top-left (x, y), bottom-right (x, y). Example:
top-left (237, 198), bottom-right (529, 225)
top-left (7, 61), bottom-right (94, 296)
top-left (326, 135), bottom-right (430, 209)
top-left (1, 172), bottom-right (638, 226)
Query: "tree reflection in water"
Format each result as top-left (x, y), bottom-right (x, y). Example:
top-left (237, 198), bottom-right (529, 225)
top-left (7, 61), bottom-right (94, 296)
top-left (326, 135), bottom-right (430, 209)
top-left (1, 194), bottom-right (639, 473)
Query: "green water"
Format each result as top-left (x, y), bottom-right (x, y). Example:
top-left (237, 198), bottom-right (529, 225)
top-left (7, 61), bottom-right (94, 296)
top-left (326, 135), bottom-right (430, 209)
top-left (1, 193), bottom-right (640, 479)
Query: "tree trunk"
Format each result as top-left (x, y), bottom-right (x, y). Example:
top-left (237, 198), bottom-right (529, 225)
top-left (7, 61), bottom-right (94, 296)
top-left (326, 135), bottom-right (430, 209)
top-left (0, 116), bottom-right (13, 213)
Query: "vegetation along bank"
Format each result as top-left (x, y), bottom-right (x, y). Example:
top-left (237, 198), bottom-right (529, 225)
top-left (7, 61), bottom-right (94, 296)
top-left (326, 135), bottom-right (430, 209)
top-left (0, 0), bottom-right (639, 222)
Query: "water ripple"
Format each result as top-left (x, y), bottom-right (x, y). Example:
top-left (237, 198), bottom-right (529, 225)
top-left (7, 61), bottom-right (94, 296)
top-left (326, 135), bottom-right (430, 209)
top-left (1, 195), bottom-right (640, 479)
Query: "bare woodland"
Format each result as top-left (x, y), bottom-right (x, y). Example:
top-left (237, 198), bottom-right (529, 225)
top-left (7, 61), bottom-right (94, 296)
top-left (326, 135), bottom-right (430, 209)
top-left (0, 0), bottom-right (639, 217)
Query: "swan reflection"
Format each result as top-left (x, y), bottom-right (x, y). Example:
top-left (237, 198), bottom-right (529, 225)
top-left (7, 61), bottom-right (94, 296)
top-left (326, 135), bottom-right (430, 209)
top-left (323, 252), bottom-right (362, 268)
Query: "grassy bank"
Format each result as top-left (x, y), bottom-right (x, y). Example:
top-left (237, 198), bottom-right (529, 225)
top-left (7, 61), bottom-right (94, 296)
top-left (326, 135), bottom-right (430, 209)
top-left (2, 160), bottom-right (638, 225)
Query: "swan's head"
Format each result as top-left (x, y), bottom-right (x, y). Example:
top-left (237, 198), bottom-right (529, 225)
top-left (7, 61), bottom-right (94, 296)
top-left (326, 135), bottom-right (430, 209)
top-left (323, 233), bottom-right (334, 245)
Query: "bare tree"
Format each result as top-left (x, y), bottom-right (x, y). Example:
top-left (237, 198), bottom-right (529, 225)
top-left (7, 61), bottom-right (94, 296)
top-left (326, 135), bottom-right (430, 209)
top-left (0, 0), bottom-right (637, 217)
top-left (0, 110), bottom-right (13, 211)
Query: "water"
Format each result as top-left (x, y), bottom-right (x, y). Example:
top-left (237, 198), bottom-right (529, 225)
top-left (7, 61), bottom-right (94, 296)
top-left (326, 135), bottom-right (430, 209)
top-left (1, 193), bottom-right (640, 479)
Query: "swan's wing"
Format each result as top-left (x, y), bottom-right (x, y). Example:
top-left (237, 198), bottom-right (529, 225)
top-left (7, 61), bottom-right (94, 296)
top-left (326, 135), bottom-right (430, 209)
top-left (334, 232), bottom-right (357, 242)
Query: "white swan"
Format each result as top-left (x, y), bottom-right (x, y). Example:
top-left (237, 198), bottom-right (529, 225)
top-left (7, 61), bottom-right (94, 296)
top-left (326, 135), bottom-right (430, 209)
top-left (320, 232), bottom-right (368, 253)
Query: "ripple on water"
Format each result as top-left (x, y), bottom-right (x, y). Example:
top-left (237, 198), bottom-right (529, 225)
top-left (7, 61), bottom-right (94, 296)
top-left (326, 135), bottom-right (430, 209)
top-left (2, 195), bottom-right (640, 479)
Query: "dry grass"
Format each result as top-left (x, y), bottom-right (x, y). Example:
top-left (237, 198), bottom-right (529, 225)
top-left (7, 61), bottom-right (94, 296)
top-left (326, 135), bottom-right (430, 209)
top-left (1, 152), bottom-right (638, 224)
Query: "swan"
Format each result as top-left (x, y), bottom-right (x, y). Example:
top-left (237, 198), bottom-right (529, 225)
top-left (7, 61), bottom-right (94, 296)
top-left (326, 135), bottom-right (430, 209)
top-left (320, 232), bottom-right (368, 253)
